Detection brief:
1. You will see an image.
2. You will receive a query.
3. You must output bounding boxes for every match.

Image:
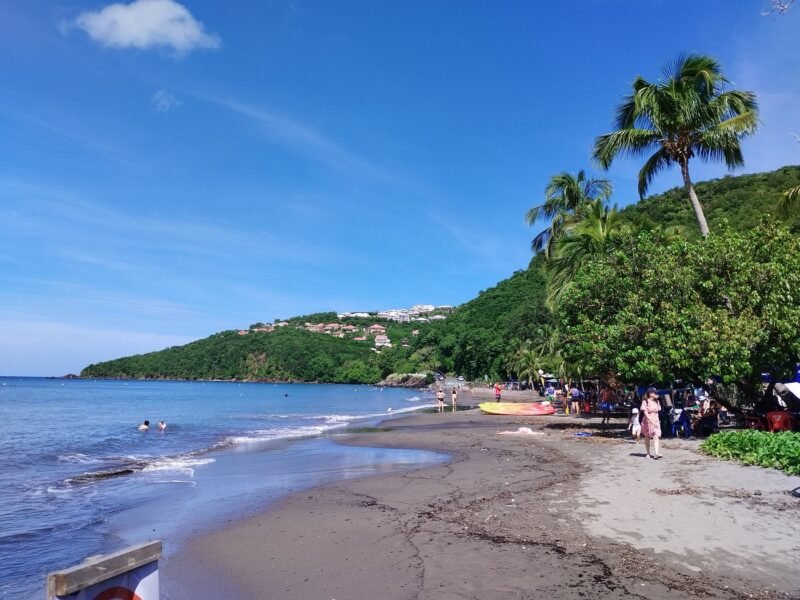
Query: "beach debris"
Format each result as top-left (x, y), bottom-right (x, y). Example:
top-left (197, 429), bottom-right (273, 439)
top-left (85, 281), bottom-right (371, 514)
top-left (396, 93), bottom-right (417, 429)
top-left (574, 431), bottom-right (592, 437)
top-left (497, 426), bottom-right (544, 435)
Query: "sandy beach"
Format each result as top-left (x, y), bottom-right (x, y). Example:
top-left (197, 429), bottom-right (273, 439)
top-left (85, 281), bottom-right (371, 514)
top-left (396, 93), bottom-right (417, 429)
top-left (162, 406), bottom-right (800, 599)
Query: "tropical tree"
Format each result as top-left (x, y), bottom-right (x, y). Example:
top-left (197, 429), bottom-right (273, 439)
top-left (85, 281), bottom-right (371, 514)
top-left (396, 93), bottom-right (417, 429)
top-left (780, 184), bottom-right (800, 215)
top-left (545, 199), bottom-right (628, 307)
top-left (593, 54), bottom-right (759, 237)
top-left (525, 170), bottom-right (612, 256)
top-left (779, 134), bottom-right (800, 215)
top-left (514, 349), bottom-right (545, 388)
top-left (556, 223), bottom-right (800, 402)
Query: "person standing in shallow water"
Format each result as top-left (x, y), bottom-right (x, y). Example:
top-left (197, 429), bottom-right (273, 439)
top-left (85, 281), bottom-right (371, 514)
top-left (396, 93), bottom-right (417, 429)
top-left (640, 388), bottom-right (662, 459)
top-left (451, 387), bottom-right (458, 412)
top-left (436, 388), bottom-right (445, 413)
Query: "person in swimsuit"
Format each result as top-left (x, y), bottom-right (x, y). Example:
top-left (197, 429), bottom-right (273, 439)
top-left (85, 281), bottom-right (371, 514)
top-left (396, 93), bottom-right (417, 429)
top-left (436, 388), bottom-right (445, 413)
top-left (157, 420), bottom-right (167, 431)
top-left (451, 387), bottom-right (458, 412)
top-left (137, 420), bottom-right (150, 431)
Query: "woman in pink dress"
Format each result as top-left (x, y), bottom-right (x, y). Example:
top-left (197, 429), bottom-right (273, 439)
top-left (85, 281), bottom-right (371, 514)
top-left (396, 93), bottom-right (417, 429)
top-left (640, 388), bottom-right (662, 459)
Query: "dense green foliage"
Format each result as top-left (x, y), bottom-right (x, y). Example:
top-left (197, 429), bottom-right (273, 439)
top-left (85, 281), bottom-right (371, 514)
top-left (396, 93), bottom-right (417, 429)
top-left (556, 223), bottom-right (800, 396)
top-left (701, 430), bottom-right (800, 475)
top-left (618, 166), bottom-right (800, 234)
top-left (82, 327), bottom-right (380, 383)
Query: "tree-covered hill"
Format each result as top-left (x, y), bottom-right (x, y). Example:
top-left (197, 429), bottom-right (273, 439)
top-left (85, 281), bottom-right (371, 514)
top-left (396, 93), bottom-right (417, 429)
top-left (81, 327), bottom-right (379, 383)
top-left (412, 258), bottom-right (550, 380)
top-left (82, 166), bottom-right (800, 384)
top-left (80, 261), bottom-right (550, 383)
top-left (618, 166), bottom-right (800, 234)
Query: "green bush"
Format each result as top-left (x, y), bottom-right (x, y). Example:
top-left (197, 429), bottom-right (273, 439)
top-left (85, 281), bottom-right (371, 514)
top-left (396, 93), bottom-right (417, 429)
top-left (700, 430), bottom-right (800, 475)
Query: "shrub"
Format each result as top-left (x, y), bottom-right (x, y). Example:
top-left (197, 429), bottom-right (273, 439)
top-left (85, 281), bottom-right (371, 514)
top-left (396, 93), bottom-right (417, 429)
top-left (700, 430), bottom-right (800, 475)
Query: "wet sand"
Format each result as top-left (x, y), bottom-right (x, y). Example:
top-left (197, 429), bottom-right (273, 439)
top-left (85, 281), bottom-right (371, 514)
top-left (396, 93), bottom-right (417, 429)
top-left (162, 410), bottom-right (800, 599)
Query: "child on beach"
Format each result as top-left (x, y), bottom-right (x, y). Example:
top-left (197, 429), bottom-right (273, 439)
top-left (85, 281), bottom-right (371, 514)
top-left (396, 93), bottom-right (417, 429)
top-left (628, 408), bottom-right (641, 442)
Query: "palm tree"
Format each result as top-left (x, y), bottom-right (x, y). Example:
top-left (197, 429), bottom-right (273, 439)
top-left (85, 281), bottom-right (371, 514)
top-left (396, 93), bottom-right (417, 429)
top-left (780, 185), bottom-right (800, 215)
top-left (593, 54), bottom-right (758, 238)
top-left (525, 170), bottom-right (612, 256)
top-left (779, 134), bottom-right (800, 215)
top-left (515, 349), bottom-right (545, 389)
top-left (545, 199), bottom-right (628, 307)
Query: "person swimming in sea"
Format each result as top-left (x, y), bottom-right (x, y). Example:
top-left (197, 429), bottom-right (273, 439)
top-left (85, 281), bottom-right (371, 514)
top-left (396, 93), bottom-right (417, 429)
top-left (157, 420), bottom-right (167, 431)
top-left (137, 420), bottom-right (150, 431)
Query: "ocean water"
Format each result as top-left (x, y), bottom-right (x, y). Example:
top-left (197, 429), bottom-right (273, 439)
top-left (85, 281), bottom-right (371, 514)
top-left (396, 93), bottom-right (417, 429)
top-left (0, 377), bottom-right (440, 599)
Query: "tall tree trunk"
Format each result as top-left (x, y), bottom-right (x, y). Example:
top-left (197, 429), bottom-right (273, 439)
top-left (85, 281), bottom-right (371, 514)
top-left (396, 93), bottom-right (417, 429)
top-left (680, 161), bottom-right (710, 238)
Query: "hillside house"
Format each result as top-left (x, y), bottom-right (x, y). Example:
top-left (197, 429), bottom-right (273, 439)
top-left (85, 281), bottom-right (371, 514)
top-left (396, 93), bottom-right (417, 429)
top-left (374, 334), bottom-right (392, 348)
top-left (367, 324), bottom-right (386, 335)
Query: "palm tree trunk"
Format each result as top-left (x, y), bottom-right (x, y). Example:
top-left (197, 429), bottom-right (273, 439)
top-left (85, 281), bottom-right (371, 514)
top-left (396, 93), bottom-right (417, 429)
top-left (680, 161), bottom-right (710, 238)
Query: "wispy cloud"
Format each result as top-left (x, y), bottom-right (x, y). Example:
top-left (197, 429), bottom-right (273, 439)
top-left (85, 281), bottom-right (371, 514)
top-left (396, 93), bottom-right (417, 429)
top-left (152, 89), bottom-right (181, 112)
top-left (426, 209), bottom-right (531, 273)
top-left (70, 0), bottom-right (220, 56)
top-left (194, 93), bottom-right (395, 181)
top-left (0, 180), bottom-right (352, 267)
top-left (0, 105), bottom-right (135, 167)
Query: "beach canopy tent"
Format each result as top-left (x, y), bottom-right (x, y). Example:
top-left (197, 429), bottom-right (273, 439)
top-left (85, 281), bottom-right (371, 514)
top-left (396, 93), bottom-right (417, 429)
top-left (775, 383), bottom-right (800, 412)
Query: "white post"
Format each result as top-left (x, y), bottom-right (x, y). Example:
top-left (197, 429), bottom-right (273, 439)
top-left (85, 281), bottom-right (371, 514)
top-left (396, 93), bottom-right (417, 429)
top-left (47, 541), bottom-right (162, 600)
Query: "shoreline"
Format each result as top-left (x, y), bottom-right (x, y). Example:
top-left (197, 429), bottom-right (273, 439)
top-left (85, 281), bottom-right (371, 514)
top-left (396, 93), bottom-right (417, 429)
top-left (161, 409), bottom-right (800, 599)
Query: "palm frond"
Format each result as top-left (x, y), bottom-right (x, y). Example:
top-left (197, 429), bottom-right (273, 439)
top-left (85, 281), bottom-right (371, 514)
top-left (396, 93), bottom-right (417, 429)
top-left (638, 148), bottom-right (673, 198)
top-left (593, 129), bottom-right (660, 168)
top-left (779, 185), bottom-right (800, 216)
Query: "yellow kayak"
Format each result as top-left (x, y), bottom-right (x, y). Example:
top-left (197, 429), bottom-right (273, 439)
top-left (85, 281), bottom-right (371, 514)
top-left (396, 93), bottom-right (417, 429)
top-left (479, 402), bottom-right (556, 416)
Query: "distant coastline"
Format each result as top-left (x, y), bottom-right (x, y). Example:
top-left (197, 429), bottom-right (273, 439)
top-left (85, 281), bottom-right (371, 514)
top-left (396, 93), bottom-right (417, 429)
top-left (65, 374), bottom-right (433, 388)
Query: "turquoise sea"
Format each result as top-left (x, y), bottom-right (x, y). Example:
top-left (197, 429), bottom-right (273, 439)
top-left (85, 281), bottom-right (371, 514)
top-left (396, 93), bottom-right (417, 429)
top-left (0, 377), bottom-right (442, 599)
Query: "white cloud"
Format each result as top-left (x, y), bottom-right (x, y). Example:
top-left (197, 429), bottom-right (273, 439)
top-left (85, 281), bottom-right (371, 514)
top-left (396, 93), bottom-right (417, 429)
top-left (152, 89), bottom-right (181, 112)
top-left (73, 0), bottom-right (220, 55)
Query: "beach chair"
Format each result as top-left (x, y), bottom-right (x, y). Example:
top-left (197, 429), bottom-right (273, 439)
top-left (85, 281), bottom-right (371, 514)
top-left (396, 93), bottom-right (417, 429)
top-left (765, 411), bottom-right (793, 432)
top-left (744, 414), bottom-right (765, 431)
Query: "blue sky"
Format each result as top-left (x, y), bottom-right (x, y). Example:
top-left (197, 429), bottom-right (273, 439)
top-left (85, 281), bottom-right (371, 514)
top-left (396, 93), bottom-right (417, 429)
top-left (1, 0), bottom-right (798, 375)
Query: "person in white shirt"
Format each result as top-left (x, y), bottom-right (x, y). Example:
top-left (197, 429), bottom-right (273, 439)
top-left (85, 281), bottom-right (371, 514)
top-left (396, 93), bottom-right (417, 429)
top-left (628, 408), bottom-right (641, 442)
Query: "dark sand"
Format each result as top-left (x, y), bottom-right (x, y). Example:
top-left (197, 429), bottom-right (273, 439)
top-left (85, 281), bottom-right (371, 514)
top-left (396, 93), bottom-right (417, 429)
top-left (162, 408), bottom-right (800, 599)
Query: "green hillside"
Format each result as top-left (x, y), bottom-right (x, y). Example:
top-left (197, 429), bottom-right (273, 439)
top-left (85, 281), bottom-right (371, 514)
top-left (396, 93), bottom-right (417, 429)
top-left (618, 165), bottom-right (800, 233)
top-left (413, 258), bottom-right (550, 379)
top-left (82, 166), bottom-right (800, 384)
top-left (81, 327), bottom-right (379, 382)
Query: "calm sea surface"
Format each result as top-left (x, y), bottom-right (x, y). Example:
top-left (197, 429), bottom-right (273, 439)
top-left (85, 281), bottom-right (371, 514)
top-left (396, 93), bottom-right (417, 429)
top-left (0, 377), bottom-right (440, 599)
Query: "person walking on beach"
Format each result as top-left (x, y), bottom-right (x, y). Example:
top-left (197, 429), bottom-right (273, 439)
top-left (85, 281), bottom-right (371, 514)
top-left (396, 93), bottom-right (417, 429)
top-left (494, 382), bottom-right (502, 402)
top-left (570, 386), bottom-right (581, 416)
top-left (640, 388), bottom-right (662, 458)
top-left (599, 385), bottom-right (613, 425)
top-left (545, 383), bottom-right (555, 403)
top-left (436, 388), bottom-right (445, 413)
top-left (451, 387), bottom-right (458, 412)
top-left (628, 407), bottom-right (641, 442)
